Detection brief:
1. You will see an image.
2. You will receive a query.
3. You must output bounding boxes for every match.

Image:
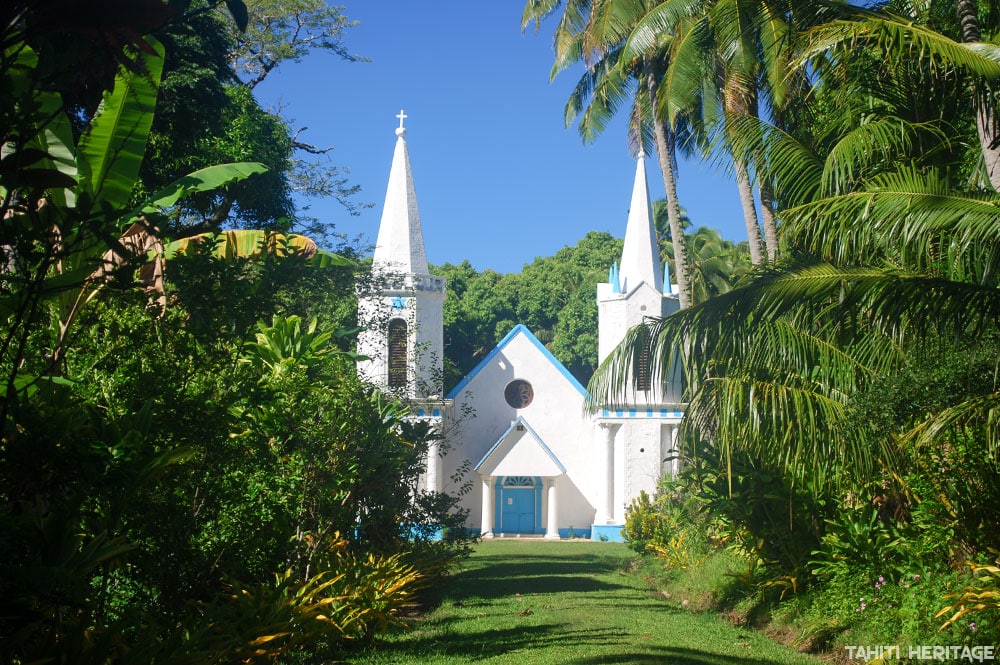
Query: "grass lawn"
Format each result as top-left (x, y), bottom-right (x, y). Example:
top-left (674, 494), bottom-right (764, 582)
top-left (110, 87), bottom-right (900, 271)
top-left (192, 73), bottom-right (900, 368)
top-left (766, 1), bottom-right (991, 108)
top-left (347, 540), bottom-right (822, 664)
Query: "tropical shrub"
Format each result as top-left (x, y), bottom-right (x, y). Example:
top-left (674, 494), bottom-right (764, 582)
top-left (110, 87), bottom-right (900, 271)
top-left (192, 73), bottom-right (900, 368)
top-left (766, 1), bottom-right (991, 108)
top-left (623, 490), bottom-right (670, 554)
top-left (0, 10), bottom-right (472, 664)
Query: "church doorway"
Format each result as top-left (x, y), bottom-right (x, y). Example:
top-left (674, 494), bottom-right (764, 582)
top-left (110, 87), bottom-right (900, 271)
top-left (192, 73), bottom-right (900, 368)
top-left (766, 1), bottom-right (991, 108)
top-left (495, 476), bottom-right (543, 535)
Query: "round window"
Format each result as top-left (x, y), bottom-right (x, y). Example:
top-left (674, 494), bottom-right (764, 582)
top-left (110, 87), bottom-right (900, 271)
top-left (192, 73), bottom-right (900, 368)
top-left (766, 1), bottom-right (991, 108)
top-left (504, 379), bottom-right (534, 408)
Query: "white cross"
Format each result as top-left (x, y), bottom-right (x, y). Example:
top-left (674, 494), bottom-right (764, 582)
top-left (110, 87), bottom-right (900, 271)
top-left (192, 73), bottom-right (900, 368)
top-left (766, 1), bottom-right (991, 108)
top-left (396, 109), bottom-right (407, 129)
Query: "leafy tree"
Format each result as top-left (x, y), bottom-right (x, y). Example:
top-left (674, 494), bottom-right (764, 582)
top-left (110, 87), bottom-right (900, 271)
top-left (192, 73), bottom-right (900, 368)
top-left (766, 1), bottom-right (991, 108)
top-left (436, 262), bottom-right (517, 389)
top-left (230, 0), bottom-right (362, 89)
top-left (130, 1), bottom-right (365, 240)
top-left (229, 0), bottom-right (368, 232)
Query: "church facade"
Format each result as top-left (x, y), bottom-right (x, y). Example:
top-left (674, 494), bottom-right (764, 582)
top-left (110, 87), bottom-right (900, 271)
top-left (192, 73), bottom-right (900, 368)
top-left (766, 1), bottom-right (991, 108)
top-left (357, 114), bottom-right (684, 541)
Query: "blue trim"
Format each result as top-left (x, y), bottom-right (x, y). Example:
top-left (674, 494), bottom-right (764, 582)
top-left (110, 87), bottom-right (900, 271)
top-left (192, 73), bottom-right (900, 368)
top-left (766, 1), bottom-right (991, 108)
top-left (446, 324), bottom-right (588, 400)
top-left (591, 524), bottom-right (626, 542)
top-left (596, 408), bottom-right (686, 420)
top-left (473, 416), bottom-right (567, 474)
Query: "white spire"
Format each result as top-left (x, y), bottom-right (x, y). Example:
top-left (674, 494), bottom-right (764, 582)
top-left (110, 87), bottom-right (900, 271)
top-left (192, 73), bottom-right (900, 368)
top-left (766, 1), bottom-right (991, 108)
top-left (372, 110), bottom-right (430, 275)
top-left (618, 152), bottom-right (663, 293)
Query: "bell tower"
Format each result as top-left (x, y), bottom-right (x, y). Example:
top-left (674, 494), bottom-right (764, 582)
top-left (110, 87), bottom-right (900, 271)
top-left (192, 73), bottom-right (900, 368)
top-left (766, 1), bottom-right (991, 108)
top-left (597, 150), bottom-right (678, 374)
top-left (356, 111), bottom-right (445, 399)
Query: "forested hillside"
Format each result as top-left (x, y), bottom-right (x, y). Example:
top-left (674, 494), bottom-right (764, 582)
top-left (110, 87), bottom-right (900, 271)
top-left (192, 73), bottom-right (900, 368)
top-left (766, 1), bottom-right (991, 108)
top-left (435, 214), bottom-right (749, 392)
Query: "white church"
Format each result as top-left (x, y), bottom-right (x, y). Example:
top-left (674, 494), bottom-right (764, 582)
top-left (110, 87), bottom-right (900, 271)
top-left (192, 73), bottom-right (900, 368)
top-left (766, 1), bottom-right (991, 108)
top-left (357, 114), bottom-right (684, 541)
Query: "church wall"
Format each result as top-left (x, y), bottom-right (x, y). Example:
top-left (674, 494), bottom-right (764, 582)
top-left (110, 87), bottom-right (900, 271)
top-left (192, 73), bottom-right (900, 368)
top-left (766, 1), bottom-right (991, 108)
top-left (621, 421), bottom-right (667, 516)
top-left (355, 297), bottom-right (389, 389)
top-left (442, 329), bottom-right (598, 532)
top-left (412, 289), bottom-right (445, 397)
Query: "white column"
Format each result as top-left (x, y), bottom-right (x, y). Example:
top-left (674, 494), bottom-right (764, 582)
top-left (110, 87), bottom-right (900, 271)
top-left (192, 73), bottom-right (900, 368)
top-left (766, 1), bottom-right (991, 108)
top-left (426, 439), bottom-right (441, 493)
top-left (480, 475), bottom-right (494, 538)
top-left (658, 424), bottom-right (670, 479)
top-left (670, 424), bottom-right (681, 477)
top-left (544, 477), bottom-right (560, 539)
top-left (595, 423), bottom-right (617, 525)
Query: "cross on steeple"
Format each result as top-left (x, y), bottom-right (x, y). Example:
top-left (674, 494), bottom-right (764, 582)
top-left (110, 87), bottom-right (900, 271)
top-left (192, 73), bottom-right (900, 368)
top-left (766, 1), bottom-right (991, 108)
top-left (396, 109), bottom-right (407, 129)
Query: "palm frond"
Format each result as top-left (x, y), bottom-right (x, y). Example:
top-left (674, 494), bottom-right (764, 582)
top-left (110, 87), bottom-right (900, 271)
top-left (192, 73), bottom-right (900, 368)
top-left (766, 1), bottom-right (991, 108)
top-left (905, 391), bottom-right (1000, 463)
top-left (821, 117), bottom-right (950, 195)
top-left (566, 45), bottom-right (638, 141)
top-left (782, 167), bottom-right (1000, 283)
top-left (660, 14), bottom-right (713, 126)
top-left (588, 261), bottom-right (1000, 483)
top-left (583, 0), bottom-right (645, 61)
top-left (621, 0), bottom-right (707, 63)
top-left (725, 113), bottom-right (823, 207)
top-left (799, 16), bottom-right (1000, 81)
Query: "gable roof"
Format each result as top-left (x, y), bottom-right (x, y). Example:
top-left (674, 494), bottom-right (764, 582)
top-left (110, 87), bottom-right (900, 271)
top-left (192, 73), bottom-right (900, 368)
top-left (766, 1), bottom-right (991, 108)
top-left (473, 416), bottom-right (567, 477)
top-left (445, 324), bottom-right (588, 400)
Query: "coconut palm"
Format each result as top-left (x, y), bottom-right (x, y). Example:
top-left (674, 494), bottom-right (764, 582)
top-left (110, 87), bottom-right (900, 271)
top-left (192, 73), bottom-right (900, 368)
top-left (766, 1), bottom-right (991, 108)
top-left (589, 2), bottom-right (1000, 486)
top-left (623, 1), bottom-right (853, 264)
top-left (524, 0), bottom-right (694, 308)
top-left (679, 225), bottom-right (750, 304)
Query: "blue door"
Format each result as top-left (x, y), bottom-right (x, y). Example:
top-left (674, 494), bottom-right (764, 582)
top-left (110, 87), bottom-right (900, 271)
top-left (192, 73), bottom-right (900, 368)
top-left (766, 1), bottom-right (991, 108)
top-left (501, 489), bottom-right (535, 533)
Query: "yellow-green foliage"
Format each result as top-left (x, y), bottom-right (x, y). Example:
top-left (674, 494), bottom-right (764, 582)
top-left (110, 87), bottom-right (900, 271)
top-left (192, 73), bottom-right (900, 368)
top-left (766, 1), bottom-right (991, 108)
top-left (319, 536), bottom-right (425, 639)
top-left (623, 490), bottom-right (669, 553)
top-left (124, 536), bottom-right (429, 663)
top-left (648, 530), bottom-right (709, 571)
top-left (937, 564), bottom-right (1000, 630)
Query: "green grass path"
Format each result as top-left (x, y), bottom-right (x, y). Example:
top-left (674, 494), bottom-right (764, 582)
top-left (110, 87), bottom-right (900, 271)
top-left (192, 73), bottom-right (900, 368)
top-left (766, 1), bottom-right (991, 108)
top-left (349, 540), bottom-right (822, 664)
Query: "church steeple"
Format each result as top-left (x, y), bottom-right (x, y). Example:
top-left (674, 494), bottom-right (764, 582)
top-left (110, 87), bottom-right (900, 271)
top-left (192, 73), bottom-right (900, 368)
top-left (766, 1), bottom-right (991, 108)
top-left (596, 152), bottom-right (677, 366)
top-left (618, 150), bottom-right (663, 294)
top-left (372, 110), bottom-right (430, 275)
top-left (357, 112), bottom-right (445, 399)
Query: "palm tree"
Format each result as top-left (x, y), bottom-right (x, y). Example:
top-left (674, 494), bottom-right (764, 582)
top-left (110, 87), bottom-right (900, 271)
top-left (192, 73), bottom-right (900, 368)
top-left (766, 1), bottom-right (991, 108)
top-left (652, 202), bottom-right (750, 304)
top-left (589, 1), bottom-right (1000, 486)
top-left (622, 0), bottom-right (770, 264)
top-left (524, 0), bottom-right (694, 308)
top-left (678, 226), bottom-right (750, 305)
top-left (625, 0), bottom-right (846, 264)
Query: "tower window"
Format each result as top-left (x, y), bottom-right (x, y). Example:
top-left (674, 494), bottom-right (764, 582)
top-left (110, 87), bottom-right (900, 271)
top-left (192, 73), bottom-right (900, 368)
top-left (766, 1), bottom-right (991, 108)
top-left (387, 318), bottom-right (408, 389)
top-left (634, 331), bottom-right (652, 392)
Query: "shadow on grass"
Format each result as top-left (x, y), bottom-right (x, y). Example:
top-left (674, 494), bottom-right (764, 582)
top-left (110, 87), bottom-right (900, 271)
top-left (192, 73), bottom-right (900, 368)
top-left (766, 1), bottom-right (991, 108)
top-left (354, 544), bottom-right (814, 665)
top-left (355, 622), bottom-right (624, 661)
top-left (448, 552), bottom-right (632, 600)
top-left (568, 648), bottom-right (808, 665)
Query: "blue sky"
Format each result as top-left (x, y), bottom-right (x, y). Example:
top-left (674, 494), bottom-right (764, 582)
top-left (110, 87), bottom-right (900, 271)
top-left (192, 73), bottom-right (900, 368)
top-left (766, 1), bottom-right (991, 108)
top-left (254, 2), bottom-right (749, 274)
